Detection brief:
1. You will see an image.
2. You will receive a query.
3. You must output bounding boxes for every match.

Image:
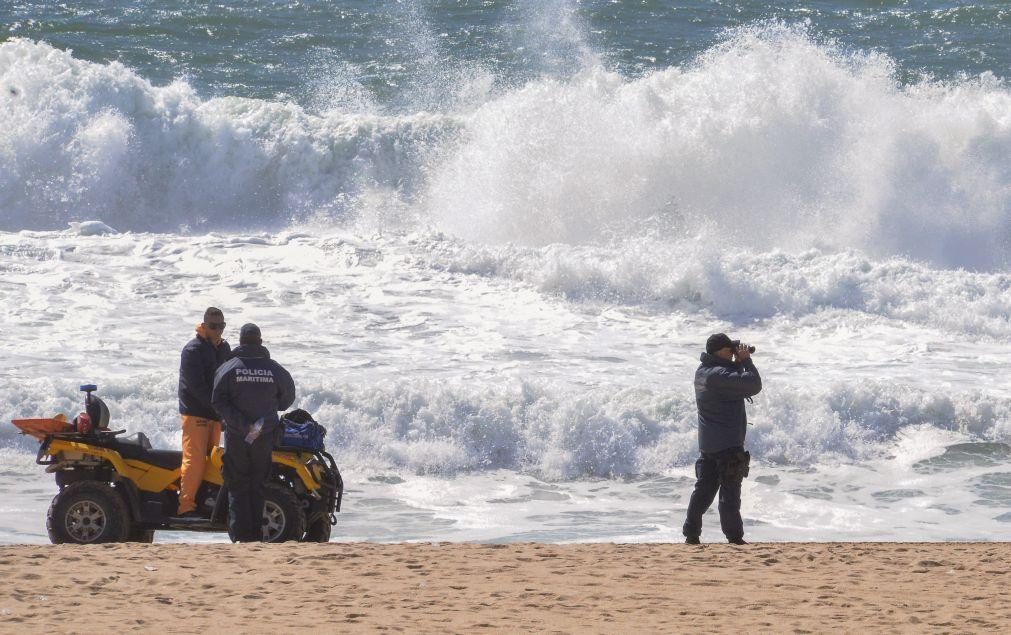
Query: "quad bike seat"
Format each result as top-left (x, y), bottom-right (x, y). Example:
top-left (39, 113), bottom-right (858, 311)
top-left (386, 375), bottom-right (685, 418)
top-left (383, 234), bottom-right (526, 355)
top-left (107, 434), bottom-right (183, 471)
top-left (76, 391), bottom-right (184, 470)
top-left (118, 431), bottom-right (153, 450)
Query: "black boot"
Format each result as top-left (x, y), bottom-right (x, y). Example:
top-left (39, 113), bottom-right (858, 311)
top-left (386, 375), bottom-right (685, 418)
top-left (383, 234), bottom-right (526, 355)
top-left (727, 537), bottom-right (748, 545)
top-left (685, 536), bottom-right (701, 545)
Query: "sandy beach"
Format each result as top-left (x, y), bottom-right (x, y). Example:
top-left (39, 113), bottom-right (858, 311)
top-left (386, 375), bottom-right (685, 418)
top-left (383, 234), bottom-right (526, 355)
top-left (0, 542), bottom-right (1008, 633)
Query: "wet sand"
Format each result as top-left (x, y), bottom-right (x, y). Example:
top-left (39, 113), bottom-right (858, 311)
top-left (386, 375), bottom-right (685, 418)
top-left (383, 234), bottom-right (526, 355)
top-left (0, 542), bottom-right (1008, 633)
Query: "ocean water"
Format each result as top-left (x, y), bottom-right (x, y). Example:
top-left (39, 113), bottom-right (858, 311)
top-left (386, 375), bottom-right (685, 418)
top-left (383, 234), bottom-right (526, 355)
top-left (1, 1), bottom-right (1010, 544)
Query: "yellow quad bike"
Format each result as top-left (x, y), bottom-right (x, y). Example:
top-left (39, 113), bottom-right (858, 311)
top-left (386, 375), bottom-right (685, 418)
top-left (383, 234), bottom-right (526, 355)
top-left (12, 385), bottom-right (343, 544)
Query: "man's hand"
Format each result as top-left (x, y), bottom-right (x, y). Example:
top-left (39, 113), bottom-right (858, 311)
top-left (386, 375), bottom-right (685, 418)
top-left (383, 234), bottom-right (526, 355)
top-left (734, 343), bottom-right (751, 362)
top-left (244, 417), bottom-right (265, 444)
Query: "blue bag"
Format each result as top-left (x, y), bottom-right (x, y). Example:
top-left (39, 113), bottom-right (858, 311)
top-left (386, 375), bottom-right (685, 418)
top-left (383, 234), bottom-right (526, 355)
top-left (279, 409), bottom-right (326, 452)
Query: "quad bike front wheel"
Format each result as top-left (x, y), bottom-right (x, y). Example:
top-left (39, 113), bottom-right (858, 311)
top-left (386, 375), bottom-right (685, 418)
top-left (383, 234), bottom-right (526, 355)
top-left (261, 483), bottom-right (306, 542)
top-left (303, 515), bottom-right (332, 543)
top-left (47, 481), bottom-right (132, 544)
top-left (228, 483), bottom-right (306, 543)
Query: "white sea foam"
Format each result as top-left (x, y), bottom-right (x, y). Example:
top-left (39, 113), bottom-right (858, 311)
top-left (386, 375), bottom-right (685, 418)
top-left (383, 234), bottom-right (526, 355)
top-left (8, 375), bottom-right (1011, 478)
top-left (2, 232), bottom-right (1010, 481)
top-left (427, 237), bottom-right (1011, 338)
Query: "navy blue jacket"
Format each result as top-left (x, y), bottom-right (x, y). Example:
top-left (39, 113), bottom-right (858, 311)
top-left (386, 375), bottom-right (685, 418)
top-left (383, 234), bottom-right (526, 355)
top-left (694, 353), bottom-right (762, 453)
top-left (178, 334), bottom-right (232, 419)
top-left (211, 344), bottom-right (296, 437)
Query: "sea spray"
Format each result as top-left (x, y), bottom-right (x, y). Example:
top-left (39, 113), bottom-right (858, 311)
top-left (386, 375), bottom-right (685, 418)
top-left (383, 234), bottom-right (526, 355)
top-left (426, 24), bottom-right (1011, 269)
top-left (2, 28), bottom-right (1009, 269)
top-left (0, 39), bottom-right (462, 232)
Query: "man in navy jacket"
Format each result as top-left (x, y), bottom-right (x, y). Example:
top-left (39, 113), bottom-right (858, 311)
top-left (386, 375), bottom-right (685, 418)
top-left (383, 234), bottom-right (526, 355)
top-left (177, 307), bottom-right (231, 517)
top-left (683, 333), bottom-right (762, 545)
top-left (212, 323), bottom-right (295, 542)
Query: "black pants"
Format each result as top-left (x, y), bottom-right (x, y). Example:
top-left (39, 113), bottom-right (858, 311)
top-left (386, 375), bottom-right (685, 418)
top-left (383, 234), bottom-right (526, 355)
top-left (683, 447), bottom-right (745, 541)
top-left (222, 430), bottom-right (274, 542)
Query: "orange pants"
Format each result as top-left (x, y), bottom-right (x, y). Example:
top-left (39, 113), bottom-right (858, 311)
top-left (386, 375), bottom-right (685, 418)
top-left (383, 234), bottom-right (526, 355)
top-left (178, 415), bottom-right (221, 515)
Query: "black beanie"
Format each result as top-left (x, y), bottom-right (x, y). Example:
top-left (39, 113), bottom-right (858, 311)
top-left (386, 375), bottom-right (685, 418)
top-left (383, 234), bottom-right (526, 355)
top-left (239, 323), bottom-right (262, 345)
top-left (706, 333), bottom-right (735, 354)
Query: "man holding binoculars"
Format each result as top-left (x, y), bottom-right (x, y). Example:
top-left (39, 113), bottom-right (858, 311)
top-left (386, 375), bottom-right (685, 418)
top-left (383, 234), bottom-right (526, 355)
top-left (683, 333), bottom-right (762, 545)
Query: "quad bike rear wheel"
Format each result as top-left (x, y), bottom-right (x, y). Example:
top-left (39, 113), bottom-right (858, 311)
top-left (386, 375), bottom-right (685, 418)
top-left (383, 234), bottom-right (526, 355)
top-left (127, 528), bottom-right (155, 543)
top-left (47, 481), bottom-right (132, 544)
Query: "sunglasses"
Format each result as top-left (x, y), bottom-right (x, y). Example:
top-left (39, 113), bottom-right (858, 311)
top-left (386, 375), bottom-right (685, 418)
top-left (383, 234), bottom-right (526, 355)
top-left (206, 322), bottom-right (226, 331)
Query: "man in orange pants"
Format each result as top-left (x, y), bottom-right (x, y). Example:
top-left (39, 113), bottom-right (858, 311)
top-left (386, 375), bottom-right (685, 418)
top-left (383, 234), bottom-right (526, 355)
top-left (176, 307), bottom-right (232, 517)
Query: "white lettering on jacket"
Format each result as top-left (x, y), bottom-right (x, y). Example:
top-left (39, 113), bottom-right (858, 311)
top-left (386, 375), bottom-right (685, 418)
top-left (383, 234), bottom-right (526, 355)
top-left (235, 375), bottom-right (275, 383)
top-left (235, 368), bottom-right (275, 383)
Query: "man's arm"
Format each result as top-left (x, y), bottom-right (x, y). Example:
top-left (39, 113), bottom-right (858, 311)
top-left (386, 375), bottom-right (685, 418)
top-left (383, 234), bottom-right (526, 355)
top-left (706, 359), bottom-right (762, 399)
top-left (275, 364), bottom-right (296, 412)
top-left (211, 366), bottom-right (246, 433)
top-left (181, 346), bottom-right (215, 414)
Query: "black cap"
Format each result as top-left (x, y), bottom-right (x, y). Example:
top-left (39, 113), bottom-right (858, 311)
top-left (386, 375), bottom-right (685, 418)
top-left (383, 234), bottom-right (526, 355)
top-left (706, 333), bottom-right (735, 354)
top-left (239, 323), bottom-right (262, 345)
top-left (204, 306), bottom-right (224, 322)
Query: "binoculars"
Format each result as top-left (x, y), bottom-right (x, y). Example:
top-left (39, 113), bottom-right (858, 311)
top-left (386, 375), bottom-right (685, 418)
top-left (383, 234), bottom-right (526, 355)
top-left (731, 340), bottom-right (756, 354)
